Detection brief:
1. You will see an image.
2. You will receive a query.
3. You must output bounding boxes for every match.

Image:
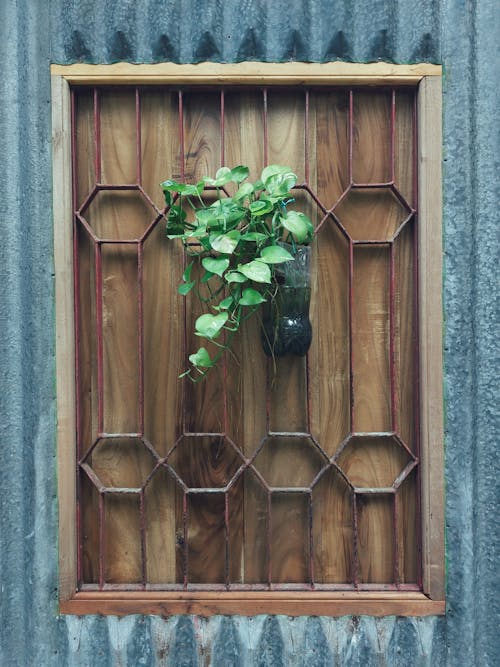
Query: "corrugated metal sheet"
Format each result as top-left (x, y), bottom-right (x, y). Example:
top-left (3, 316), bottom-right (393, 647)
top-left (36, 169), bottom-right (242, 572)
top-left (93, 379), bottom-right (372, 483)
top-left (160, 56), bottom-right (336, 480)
top-left (0, 0), bottom-right (498, 664)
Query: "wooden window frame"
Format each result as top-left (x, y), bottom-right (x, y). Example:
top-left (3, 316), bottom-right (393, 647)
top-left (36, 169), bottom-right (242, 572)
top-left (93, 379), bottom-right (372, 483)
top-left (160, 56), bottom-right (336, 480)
top-left (51, 62), bottom-right (445, 617)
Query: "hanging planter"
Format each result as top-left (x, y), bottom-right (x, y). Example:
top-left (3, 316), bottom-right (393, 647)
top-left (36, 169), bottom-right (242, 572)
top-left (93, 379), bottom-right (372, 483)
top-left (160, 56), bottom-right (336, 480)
top-left (160, 165), bottom-right (314, 381)
top-left (261, 244), bottom-right (312, 357)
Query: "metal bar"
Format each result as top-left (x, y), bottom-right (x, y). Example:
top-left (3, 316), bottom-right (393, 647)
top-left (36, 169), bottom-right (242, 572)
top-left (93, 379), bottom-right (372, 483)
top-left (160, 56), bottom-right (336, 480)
top-left (93, 88), bottom-right (101, 182)
top-left (304, 89), bottom-right (310, 184)
top-left (412, 90), bottom-right (423, 588)
top-left (139, 491), bottom-right (147, 588)
top-left (98, 492), bottom-right (105, 589)
top-left (352, 492), bottom-right (359, 588)
top-left (220, 89), bottom-right (225, 166)
top-left (178, 89), bottom-right (188, 435)
top-left (263, 88), bottom-right (268, 165)
top-left (349, 240), bottom-right (354, 431)
top-left (308, 493), bottom-right (314, 585)
top-left (135, 87), bottom-right (142, 185)
top-left (393, 492), bottom-right (400, 587)
top-left (95, 242), bottom-right (104, 433)
top-left (350, 181), bottom-right (395, 189)
top-left (267, 492), bottom-right (272, 587)
top-left (389, 242), bottom-right (398, 432)
top-left (352, 239), bottom-right (392, 246)
top-left (390, 88), bottom-right (396, 184)
top-left (225, 492), bottom-right (230, 589)
top-left (183, 492), bottom-right (188, 589)
top-left (71, 89), bottom-right (83, 586)
top-left (137, 244), bottom-right (144, 436)
top-left (348, 89), bottom-right (353, 185)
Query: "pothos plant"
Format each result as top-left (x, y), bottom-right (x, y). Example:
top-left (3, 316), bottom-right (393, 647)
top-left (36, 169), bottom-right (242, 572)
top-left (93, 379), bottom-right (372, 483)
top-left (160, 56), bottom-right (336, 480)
top-left (161, 164), bottom-right (314, 381)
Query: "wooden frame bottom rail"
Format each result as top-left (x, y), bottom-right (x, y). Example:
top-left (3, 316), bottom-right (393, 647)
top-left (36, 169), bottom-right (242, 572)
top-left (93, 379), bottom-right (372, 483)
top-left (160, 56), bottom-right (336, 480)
top-left (61, 592), bottom-right (445, 617)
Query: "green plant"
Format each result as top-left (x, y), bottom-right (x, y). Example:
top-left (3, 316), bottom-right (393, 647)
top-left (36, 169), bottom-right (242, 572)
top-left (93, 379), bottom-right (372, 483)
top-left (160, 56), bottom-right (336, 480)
top-left (161, 165), bottom-right (314, 380)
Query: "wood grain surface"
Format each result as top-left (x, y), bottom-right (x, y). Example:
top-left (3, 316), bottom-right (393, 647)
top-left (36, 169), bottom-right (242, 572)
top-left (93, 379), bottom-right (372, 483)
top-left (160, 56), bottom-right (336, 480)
top-left (75, 86), bottom-right (420, 590)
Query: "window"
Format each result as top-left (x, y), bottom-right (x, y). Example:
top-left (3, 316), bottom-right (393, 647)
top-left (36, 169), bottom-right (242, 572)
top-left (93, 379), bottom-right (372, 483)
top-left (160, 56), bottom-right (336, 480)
top-left (52, 63), bottom-right (444, 616)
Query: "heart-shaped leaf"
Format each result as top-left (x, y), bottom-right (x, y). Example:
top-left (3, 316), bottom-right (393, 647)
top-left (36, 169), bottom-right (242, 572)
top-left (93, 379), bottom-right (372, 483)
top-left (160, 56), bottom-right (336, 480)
top-left (259, 245), bottom-right (295, 264)
top-left (225, 271), bottom-right (247, 284)
top-left (240, 232), bottom-right (267, 242)
top-left (209, 230), bottom-right (241, 254)
top-left (182, 261), bottom-right (194, 282)
top-left (202, 257), bottom-right (229, 277)
top-left (216, 296), bottom-right (234, 310)
top-left (189, 347), bottom-right (214, 368)
top-left (195, 312), bottom-right (228, 339)
top-left (280, 211), bottom-right (314, 243)
top-left (237, 260), bottom-right (272, 283)
top-left (249, 198), bottom-right (273, 216)
top-left (230, 166), bottom-right (250, 183)
top-left (233, 182), bottom-right (254, 202)
top-left (178, 281), bottom-right (195, 295)
top-left (239, 288), bottom-right (266, 306)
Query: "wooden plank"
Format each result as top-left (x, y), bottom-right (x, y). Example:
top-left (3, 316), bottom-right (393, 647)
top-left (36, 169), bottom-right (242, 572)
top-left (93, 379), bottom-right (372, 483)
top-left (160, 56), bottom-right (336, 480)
top-left (357, 496), bottom-right (394, 583)
top-left (418, 76), bottom-right (445, 600)
top-left (51, 62), bottom-right (442, 86)
top-left (140, 90), bottom-right (183, 583)
top-left (52, 74), bottom-right (77, 601)
top-left (352, 91), bottom-right (391, 184)
top-left (352, 248), bottom-right (391, 432)
top-left (61, 593), bottom-right (445, 617)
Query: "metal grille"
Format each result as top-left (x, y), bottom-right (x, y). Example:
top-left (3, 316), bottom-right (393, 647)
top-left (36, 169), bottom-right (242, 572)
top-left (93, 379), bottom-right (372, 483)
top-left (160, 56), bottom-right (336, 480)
top-left (72, 86), bottom-right (421, 592)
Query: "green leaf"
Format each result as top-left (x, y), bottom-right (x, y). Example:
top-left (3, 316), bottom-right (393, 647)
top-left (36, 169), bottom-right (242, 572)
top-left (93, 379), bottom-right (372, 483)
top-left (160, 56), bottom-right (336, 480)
top-left (195, 208), bottom-right (218, 226)
top-left (178, 281), bottom-right (195, 295)
top-left (189, 347), bottom-right (214, 368)
top-left (163, 189), bottom-right (172, 206)
top-left (202, 257), bottom-right (229, 277)
top-left (209, 230), bottom-right (241, 254)
top-left (259, 245), bottom-right (295, 264)
top-left (233, 182), bottom-right (254, 202)
top-left (237, 260), bottom-right (272, 283)
top-left (201, 270), bottom-right (215, 283)
top-left (161, 179), bottom-right (181, 192)
top-left (230, 165), bottom-right (250, 183)
top-left (166, 205), bottom-right (187, 237)
top-left (195, 312), bottom-right (228, 339)
top-left (204, 166), bottom-right (232, 187)
top-left (261, 165), bottom-right (297, 196)
top-left (225, 271), bottom-right (247, 284)
top-left (280, 210), bottom-right (314, 243)
top-left (182, 261), bottom-right (194, 282)
top-left (240, 232), bottom-right (268, 242)
top-left (239, 288), bottom-right (266, 306)
top-left (217, 296), bottom-right (234, 310)
top-left (249, 198), bottom-right (273, 216)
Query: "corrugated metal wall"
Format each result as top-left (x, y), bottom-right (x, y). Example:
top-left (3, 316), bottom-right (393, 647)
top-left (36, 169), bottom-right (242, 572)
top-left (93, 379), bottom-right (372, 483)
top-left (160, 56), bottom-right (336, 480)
top-left (0, 1), bottom-right (497, 664)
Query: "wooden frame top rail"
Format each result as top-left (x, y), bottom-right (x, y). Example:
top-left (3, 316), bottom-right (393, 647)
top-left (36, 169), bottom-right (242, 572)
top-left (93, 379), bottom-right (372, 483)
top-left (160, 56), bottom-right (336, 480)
top-left (51, 62), bottom-right (442, 86)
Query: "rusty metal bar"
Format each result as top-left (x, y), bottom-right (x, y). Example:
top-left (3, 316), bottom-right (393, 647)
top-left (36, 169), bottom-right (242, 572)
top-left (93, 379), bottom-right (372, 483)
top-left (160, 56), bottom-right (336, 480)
top-left (349, 239), bottom-right (354, 431)
top-left (93, 88), bottom-right (101, 182)
top-left (304, 88), bottom-right (310, 184)
top-left (348, 89), bottom-right (353, 185)
top-left (393, 491), bottom-right (400, 587)
top-left (139, 490), bottom-right (147, 588)
top-left (135, 87), bottom-right (142, 185)
top-left (98, 492), bottom-right (105, 589)
top-left (183, 492), bottom-right (188, 589)
top-left (390, 241), bottom-right (398, 432)
top-left (267, 492), bottom-right (272, 587)
top-left (352, 492), bottom-right (359, 588)
top-left (263, 88), bottom-right (268, 165)
top-left (391, 88), bottom-right (396, 184)
top-left (95, 242), bottom-right (104, 433)
top-left (137, 244), bottom-right (144, 436)
top-left (220, 89), bottom-right (225, 166)
top-left (225, 492), bottom-right (230, 589)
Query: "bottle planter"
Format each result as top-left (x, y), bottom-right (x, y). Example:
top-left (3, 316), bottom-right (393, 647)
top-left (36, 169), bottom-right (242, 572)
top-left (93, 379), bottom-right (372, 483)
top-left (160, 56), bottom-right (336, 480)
top-left (261, 245), bottom-right (313, 357)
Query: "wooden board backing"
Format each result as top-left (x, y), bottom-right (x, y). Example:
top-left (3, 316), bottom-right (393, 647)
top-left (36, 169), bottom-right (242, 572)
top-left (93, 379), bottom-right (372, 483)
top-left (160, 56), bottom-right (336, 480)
top-left (53, 71), bottom-right (445, 613)
top-left (51, 62), bottom-right (442, 86)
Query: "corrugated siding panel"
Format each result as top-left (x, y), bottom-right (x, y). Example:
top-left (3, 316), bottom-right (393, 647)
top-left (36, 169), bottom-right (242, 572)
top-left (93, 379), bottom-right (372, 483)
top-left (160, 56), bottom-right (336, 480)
top-left (0, 0), bottom-right (497, 665)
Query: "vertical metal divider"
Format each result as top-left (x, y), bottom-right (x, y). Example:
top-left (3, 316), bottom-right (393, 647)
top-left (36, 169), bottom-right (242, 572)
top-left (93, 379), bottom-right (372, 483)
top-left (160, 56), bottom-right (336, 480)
top-left (71, 89), bottom-right (84, 588)
top-left (220, 89), bottom-right (231, 589)
top-left (178, 89), bottom-right (189, 589)
top-left (136, 87), bottom-right (147, 587)
top-left (304, 88), bottom-right (315, 587)
top-left (98, 492), bottom-right (105, 589)
top-left (393, 491), bottom-right (401, 588)
top-left (93, 88), bottom-right (101, 183)
top-left (347, 89), bottom-right (359, 587)
top-left (412, 91), bottom-right (423, 589)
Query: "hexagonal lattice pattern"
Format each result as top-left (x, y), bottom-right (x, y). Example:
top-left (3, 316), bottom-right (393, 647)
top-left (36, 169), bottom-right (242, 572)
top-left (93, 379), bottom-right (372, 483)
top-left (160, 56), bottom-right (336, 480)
top-left (335, 435), bottom-right (414, 489)
top-left (82, 437), bottom-right (159, 490)
top-left (252, 435), bottom-right (328, 489)
top-left (80, 188), bottom-right (159, 241)
top-left (333, 188), bottom-right (410, 241)
top-left (167, 436), bottom-right (243, 489)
